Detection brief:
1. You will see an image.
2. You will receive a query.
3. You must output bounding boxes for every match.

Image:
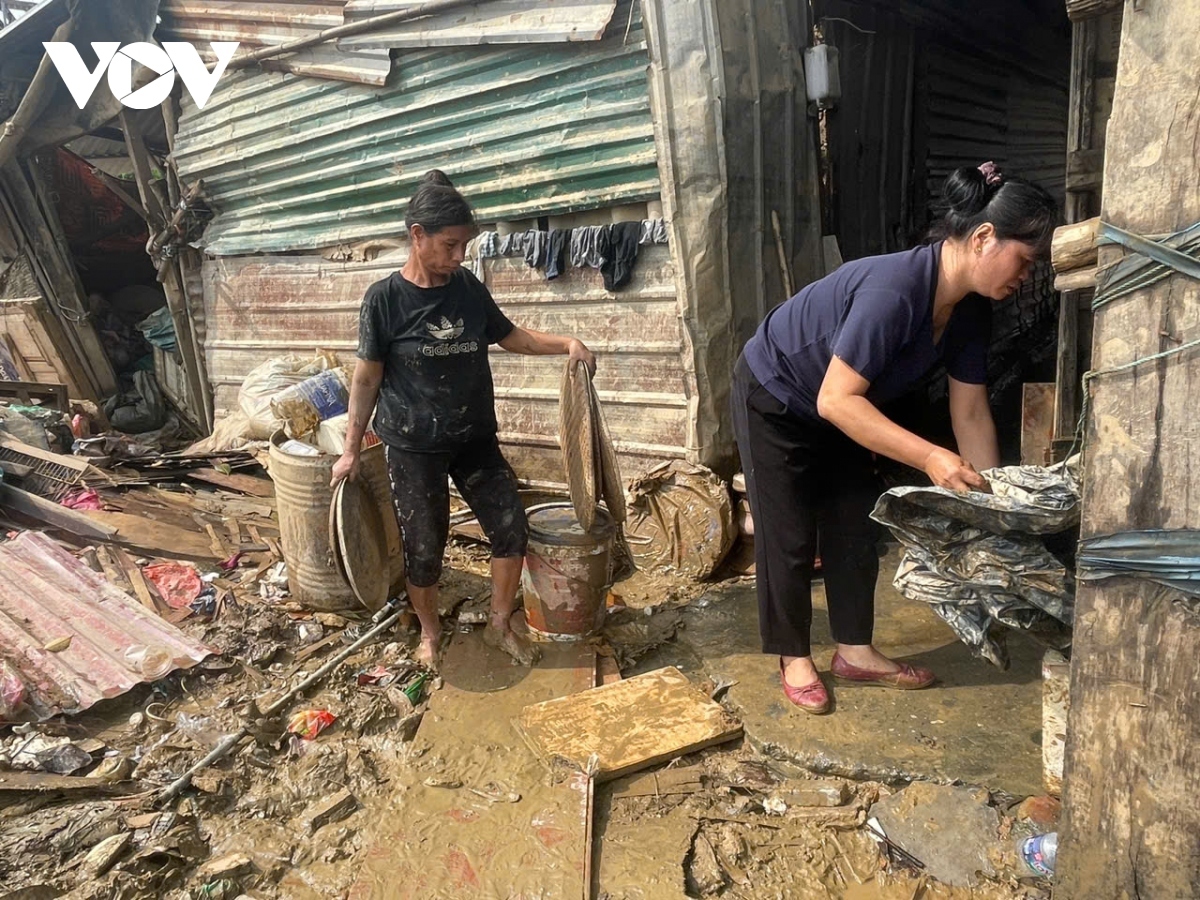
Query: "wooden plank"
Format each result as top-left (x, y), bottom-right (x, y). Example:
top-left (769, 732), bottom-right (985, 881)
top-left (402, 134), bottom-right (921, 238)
top-left (94, 545), bottom-right (133, 594)
top-left (518, 666), bottom-right (743, 782)
top-left (0, 299), bottom-right (85, 398)
top-left (346, 632), bottom-right (596, 900)
top-left (609, 765), bottom-right (704, 800)
top-left (1051, 217), bottom-right (1101, 273)
top-left (0, 379), bottom-right (68, 410)
top-left (1058, 2), bottom-right (1200, 896)
top-left (1065, 0), bottom-right (1122, 22)
top-left (0, 771), bottom-right (146, 796)
top-left (1054, 266), bottom-right (1098, 292)
top-left (1053, 289), bottom-right (1084, 443)
top-left (186, 469), bottom-right (275, 498)
top-left (81, 511), bottom-right (222, 561)
top-left (204, 523), bottom-right (231, 561)
top-left (112, 546), bottom-right (164, 616)
top-left (0, 483), bottom-right (116, 540)
top-left (1020, 383), bottom-right (1056, 467)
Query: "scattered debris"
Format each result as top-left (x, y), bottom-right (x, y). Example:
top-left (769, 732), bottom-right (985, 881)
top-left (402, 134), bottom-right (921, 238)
top-left (302, 788), bottom-right (358, 833)
top-left (870, 782), bottom-right (1002, 887)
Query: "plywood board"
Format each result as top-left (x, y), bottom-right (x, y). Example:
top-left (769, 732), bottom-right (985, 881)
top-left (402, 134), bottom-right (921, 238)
top-left (518, 666), bottom-right (742, 781)
top-left (82, 511), bottom-right (223, 561)
top-left (186, 469), bottom-right (275, 498)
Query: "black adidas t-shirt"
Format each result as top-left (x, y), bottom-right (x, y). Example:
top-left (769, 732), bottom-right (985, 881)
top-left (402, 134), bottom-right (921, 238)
top-left (357, 268), bottom-right (515, 451)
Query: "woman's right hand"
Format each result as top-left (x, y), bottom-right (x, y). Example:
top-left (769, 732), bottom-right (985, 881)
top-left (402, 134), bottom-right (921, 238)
top-left (330, 451), bottom-right (361, 488)
top-left (923, 447), bottom-right (988, 493)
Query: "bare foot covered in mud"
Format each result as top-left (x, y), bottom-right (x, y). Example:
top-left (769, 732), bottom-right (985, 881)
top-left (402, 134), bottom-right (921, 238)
top-left (483, 622), bottom-right (541, 667)
top-left (415, 631), bottom-right (443, 670)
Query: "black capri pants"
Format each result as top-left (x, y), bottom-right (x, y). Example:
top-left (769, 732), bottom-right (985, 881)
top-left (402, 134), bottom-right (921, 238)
top-left (730, 355), bottom-right (881, 658)
top-left (384, 436), bottom-right (529, 588)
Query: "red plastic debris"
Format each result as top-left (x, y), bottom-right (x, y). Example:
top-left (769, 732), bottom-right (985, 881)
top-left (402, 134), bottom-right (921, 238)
top-left (142, 562), bottom-right (203, 610)
top-left (287, 709), bottom-right (337, 740)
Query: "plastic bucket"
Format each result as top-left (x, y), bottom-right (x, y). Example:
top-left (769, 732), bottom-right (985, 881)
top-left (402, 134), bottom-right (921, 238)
top-left (268, 432), bottom-right (404, 612)
top-left (522, 502), bottom-right (615, 641)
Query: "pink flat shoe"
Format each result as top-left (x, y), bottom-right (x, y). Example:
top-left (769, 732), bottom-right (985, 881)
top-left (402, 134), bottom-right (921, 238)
top-left (830, 652), bottom-right (935, 690)
top-left (779, 658), bottom-right (830, 714)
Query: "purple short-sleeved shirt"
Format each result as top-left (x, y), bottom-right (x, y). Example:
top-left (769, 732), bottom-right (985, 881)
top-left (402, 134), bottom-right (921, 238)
top-left (743, 242), bottom-right (991, 424)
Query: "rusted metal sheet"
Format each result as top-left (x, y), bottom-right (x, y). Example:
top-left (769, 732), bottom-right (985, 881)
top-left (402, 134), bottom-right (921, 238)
top-left (0, 531), bottom-right (212, 721)
top-left (171, 0), bottom-right (657, 256)
top-left (339, 0), bottom-right (617, 49)
top-left (157, 0), bottom-right (393, 86)
top-left (201, 244), bottom-right (688, 486)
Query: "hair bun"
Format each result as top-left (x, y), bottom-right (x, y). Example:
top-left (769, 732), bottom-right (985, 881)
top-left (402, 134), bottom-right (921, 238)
top-left (420, 169), bottom-right (455, 189)
top-left (942, 166), bottom-right (993, 217)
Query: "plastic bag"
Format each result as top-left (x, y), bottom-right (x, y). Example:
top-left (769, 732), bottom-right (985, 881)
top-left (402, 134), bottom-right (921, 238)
top-left (105, 370), bottom-right (168, 434)
top-left (238, 353), bottom-right (338, 439)
top-left (287, 709), bottom-right (337, 740)
top-left (871, 462), bottom-right (1080, 669)
top-left (184, 409), bottom-right (255, 455)
top-left (625, 461), bottom-right (735, 580)
top-left (317, 412), bottom-right (381, 455)
top-left (143, 562), bottom-right (202, 610)
top-left (271, 367), bottom-right (350, 439)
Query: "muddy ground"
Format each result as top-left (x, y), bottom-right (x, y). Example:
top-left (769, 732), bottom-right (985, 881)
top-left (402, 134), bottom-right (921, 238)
top-left (0, 539), bottom-right (1053, 900)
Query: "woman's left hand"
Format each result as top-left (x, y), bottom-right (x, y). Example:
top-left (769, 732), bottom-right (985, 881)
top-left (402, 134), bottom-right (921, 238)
top-left (568, 339), bottom-right (596, 376)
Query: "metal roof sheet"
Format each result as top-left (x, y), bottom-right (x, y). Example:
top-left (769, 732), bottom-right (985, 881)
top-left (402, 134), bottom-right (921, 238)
top-left (0, 531), bottom-right (213, 721)
top-left (172, 0), bottom-right (658, 256)
top-left (338, 0), bottom-right (618, 50)
top-left (157, 0), bottom-right (393, 86)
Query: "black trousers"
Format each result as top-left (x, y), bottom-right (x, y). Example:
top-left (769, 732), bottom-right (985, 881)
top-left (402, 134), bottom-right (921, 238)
top-left (384, 436), bottom-right (528, 588)
top-left (731, 355), bottom-right (881, 657)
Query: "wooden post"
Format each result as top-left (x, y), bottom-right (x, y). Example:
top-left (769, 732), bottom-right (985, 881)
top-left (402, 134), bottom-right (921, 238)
top-left (120, 111), bottom-right (213, 433)
top-left (0, 162), bottom-right (115, 398)
top-left (1057, 2), bottom-right (1200, 897)
top-left (1053, 19), bottom-right (1098, 445)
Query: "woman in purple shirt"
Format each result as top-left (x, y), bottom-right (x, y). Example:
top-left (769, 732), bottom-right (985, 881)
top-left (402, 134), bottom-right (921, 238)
top-left (732, 164), bottom-right (1058, 714)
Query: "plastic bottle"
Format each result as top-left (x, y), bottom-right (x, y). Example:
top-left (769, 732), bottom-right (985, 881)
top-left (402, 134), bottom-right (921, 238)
top-left (1020, 832), bottom-right (1058, 877)
top-left (124, 645), bottom-right (173, 680)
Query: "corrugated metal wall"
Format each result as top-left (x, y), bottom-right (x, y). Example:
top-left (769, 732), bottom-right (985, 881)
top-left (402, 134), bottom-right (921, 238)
top-left (820, 1), bottom-right (1069, 260)
top-left (172, 0), bottom-right (658, 256)
top-left (201, 245), bottom-right (688, 486)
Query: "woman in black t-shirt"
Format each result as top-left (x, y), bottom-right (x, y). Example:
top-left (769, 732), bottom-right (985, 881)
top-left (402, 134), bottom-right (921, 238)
top-left (332, 171), bottom-right (595, 669)
top-left (733, 164), bottom-right (1059, 714)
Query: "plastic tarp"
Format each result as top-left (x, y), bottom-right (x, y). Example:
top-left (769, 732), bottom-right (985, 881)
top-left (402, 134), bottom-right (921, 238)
top-left (137, 307), bottom-right (177, 353)
top-left (871, 463), bottom-right (1081, 669)
top-left (1078, 530), bottom-right (1200, 597)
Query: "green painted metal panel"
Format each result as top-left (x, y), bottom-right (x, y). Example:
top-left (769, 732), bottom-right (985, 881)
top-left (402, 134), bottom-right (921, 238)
top-left (174, 0), bottom-right (659, 256)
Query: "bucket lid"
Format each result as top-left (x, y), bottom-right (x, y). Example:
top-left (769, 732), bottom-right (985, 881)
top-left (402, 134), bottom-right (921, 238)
top-left (527, 502), bottom-right (615, 547)
top-left (330, 478), bottom-right (389, 611)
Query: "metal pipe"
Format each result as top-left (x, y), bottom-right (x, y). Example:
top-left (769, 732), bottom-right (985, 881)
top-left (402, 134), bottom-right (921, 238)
top-left (156, 598), bottom-right (405, 807)
top-left (228, 0), bottom-right (488, 69)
